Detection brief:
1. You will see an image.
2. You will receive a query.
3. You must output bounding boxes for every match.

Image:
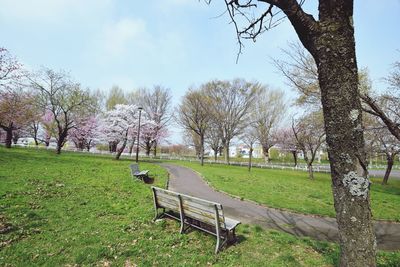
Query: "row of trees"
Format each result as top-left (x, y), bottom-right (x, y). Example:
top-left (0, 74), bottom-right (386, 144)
top-left (274, 42), bottom-right (400, 184)
top-left (176, 79), bottom-right (286, 167)
top-left (0, 48), bottom-right (172, 158)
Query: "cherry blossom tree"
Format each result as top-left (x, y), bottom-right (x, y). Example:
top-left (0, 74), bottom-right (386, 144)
top-left (137, 86), bottom-right (172, 156)
top-left (0, 48), bottom-right (23, 91)
top-left (276, 128), bottom-right (299, 167)
top-left (99, 104), bottom-right (142, 160)
top-left (40, 110), bottom-right (56, 147)
top-left (30, 68), bottom-right (96, 154)
top-left (69, 116), bottom-right (98, 151)
top-left (292, 112), bottom-right (325, 180)
top-left (0, 90), bottom-right (33, 148)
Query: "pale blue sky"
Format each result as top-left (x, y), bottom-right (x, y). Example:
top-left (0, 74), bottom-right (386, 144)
top-left (1, 0), bottom-right (399, 142)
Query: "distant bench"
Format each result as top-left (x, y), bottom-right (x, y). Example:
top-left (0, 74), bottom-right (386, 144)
top-left (130, 164), bottom-right (149, 181)
top-left (151, 186), bottom-right (241, 253)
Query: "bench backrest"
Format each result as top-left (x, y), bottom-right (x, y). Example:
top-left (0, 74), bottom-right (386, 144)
top-left (130, 164), bottom-right (139, 174)
top-left (152, 186), bottom-right (226, 229)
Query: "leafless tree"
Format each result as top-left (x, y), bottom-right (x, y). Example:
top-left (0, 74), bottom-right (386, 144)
top-left (241, 124), bottom-right (258, 172)
top-left (273, 42), bottom-right (320, 108)
top-left (0, 48), bottom-right (23, 91)
top-left (205, 122), bottom-right (223, 162)
top-left (137, 85), bottom-right (172, 156)
top-left (176, 88), bottom-right (210, 166)
top-left (183, 129), bottom-right (202, 158)
top-left (205, 79), bottom-right (260, 164)
top-left (30, 68), bottom-right (96, 154)
top-left (292, 112), bottom-right (325, 180)
top-left (253, 86), bottom-right (286, 162)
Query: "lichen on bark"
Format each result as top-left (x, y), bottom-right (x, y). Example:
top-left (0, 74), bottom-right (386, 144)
top-left (342, 171), bottom-right (370, 198)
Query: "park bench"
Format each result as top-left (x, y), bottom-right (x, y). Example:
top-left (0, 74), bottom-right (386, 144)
top-left (151, 186), bottom-right (241, 253)
top-left (130, 164), bottom-right (149, 181)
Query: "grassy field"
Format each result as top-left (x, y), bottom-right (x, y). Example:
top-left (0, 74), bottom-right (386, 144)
top-left (171, 161), bottom-right (400, 221)
top-left (1, 147), bottom-right (399, 266)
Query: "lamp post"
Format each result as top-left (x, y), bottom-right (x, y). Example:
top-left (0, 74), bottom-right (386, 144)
top-left (135, 107), bottom-right (143, 163)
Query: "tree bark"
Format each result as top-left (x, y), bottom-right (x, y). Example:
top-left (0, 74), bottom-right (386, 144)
top-left (262, 146), bottom-right (270, 163)
top-left (214, 149), bottom-right (218, 162)
top-left (115, 141), bottom-right (127, 160)
top-left (224, 143), bottom-right (230, 164)
top-left (56, 134), bottom-right (66, 154)
top-left (382, 154), bottom-right (394, 185)
top-left (307, 14), bottom-right (376, 266)
top-left (4, 127), bottom-right (13, 148)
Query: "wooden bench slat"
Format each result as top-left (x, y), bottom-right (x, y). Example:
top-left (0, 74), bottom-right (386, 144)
top-left (151, 186), bottom-right (240, 253)
top-left (157, 199), bottom-right (180, 212)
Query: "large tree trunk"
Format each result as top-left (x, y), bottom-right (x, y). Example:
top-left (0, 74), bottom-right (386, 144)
top-left (4, 127), bottom-right (13, 148)
top-left (308, 16), bottom-right (376, 266)
top-left (56, 136), bottom-right (65, 154)
top-left (224, 143), bottom-right (230, 164)
top-left (382, 154), bottom-right (394, 185)
top-left (115, 141), bottom-right (127, 160)
top-left (262, 145), bottom-right (270, 163)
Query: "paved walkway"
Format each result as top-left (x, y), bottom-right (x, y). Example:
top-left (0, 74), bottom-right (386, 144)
top-left (161, 163), bottom-right (400, 251)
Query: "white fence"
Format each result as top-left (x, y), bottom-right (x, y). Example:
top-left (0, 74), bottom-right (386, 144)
top-left (11, 144), bottom-right (400, 176)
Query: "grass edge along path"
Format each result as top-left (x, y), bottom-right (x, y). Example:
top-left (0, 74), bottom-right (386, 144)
top-left (169, 161), bottom-right (400, 222)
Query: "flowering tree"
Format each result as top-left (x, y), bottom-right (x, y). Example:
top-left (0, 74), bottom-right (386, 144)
top-left (40, 110), bottom-right (56, 147)
top-left (0, 90), bottom-right (33, 148)
top-left (69, 116), bottom-right (98, 151)
top-left (292, 112), bottom-right (325, 180)
top-left (30, 68), bottom-right (96, 154)
top-left (140, 120), bottom-right (168, 156)
top-left (99, 104), bottom-right (141, 160)
top-left (0, 48), bottom-right (23, 91)
top-left (276, 128), bottom-right (299, 167)
top-left (137, 86), bottom-right (172, 156)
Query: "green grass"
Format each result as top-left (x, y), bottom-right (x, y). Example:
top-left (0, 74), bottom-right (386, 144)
top-left (170, 161), bottom-right (400, 221)
top-left (1, 147), bottom-right (399, 266)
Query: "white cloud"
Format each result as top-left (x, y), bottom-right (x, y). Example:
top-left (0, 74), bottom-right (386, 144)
top-left (100, 18), bottom-right (148, 56)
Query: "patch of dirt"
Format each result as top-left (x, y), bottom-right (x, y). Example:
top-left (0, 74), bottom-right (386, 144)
top-left (0, 215), bottom-right (13, 234)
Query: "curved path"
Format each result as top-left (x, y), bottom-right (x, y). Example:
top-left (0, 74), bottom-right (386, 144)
top-left (161, 163), bottom-right (400, 251)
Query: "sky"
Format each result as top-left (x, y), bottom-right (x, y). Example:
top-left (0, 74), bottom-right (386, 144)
top-left (1, 0), bottom-right (400, 143)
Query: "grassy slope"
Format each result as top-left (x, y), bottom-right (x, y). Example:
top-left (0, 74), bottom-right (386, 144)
top-left (0, 148), bottom-right (398, 266)
top-left (171, 161), bottom-right (400, 221)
